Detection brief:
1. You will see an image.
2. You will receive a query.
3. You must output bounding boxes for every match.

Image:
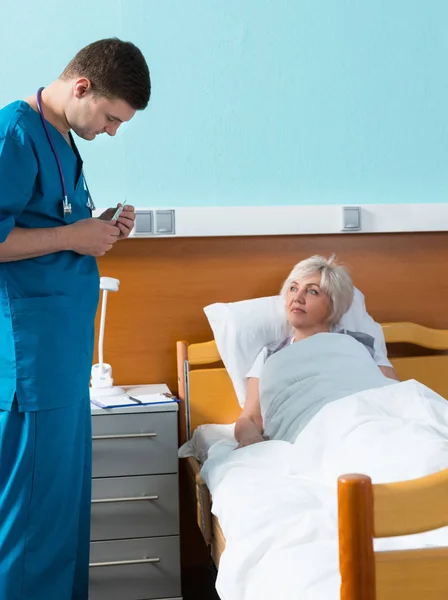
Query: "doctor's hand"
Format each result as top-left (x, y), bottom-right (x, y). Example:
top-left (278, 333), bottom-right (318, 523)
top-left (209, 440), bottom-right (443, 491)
top-left (65, 218), bottom-right (120, 257)
top-left (99, 204), bottom-right (136, 239)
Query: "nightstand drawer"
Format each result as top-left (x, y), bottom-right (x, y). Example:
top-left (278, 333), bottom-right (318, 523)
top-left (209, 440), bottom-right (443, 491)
top-left (89, 537), bottom-right (181, 600)
top-left (91, 474), bottom-right (179, 541)
top-left (92, 412), bottom-right (177, 477)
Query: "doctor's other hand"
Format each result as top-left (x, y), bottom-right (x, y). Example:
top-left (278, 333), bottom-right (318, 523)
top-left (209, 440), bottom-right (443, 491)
top-left (99, 204), bottom-right (136, 239)
top-left (65, 218), bottom-right (120, 257)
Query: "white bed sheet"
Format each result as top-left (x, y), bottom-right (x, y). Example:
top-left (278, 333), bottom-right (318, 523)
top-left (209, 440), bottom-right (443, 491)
top-left (200, 380), bottom-right (448, 600)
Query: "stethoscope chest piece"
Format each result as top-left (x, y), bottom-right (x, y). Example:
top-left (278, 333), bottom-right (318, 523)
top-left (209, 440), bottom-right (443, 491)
top-left (63, 196), bottom-right (72, 216)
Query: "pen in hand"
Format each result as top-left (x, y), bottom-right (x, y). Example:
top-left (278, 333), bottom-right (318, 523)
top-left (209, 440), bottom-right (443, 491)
top-left (110, 199), bottom-right (128, 221)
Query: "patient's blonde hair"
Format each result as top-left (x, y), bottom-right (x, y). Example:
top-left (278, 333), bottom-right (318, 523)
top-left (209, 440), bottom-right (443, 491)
top-left (280, 255), bottom-right (354, 326)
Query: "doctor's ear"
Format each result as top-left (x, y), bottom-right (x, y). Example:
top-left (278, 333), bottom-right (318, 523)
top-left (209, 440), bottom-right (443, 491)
top-left (73, 78), bottom-right (93, 98)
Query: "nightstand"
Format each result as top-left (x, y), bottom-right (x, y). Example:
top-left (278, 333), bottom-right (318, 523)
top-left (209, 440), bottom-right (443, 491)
top-left (89, 384), bottom-right (182, 600)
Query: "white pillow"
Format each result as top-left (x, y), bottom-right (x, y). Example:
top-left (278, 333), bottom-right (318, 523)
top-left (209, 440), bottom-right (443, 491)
top-left (204, 287), bottom-right (391, 406)
top-left (204, 295), bottom-right (289, 406)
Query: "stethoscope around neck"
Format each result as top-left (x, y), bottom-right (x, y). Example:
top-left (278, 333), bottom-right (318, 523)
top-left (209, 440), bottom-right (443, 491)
top-left (36, 87), bottom-right (95, 217)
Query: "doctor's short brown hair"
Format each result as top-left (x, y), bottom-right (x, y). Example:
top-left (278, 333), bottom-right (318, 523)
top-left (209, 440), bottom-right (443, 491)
top-left (60, 37), bottom-right (151, 110)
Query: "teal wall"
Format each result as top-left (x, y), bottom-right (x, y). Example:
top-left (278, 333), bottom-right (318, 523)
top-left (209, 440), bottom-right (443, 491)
top-left (1, 0), bottom-right (447, 208)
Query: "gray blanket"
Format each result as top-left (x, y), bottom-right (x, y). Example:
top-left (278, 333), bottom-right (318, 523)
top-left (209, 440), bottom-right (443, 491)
top-left (259, 332), bottom-right (392, 442)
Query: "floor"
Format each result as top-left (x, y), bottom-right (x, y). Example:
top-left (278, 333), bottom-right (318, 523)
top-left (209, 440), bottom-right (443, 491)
top-left (182, 564), bottom-right (220, 600)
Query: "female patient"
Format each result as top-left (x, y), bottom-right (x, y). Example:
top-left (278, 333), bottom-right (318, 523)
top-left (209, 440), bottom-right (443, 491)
top-left (235, 255), bottom-right (398, 448)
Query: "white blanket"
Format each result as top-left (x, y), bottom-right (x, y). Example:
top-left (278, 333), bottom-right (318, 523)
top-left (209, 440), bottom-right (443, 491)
top-left (201, 380), bottom-right (448, 600)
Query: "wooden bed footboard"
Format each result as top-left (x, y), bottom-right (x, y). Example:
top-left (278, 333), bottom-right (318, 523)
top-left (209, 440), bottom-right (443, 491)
top-left (338, 470), bottom-right (448, 600)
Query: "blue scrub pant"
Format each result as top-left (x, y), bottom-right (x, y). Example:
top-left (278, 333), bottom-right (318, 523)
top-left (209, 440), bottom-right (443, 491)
top-left (0, 398), bottom-right (92, 600)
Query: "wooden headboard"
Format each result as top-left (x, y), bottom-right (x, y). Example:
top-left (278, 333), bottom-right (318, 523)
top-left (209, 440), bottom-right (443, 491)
top-left (96, 232), bottom-right (448, 392)
top-left (177, 322), bottom-right (448, 444)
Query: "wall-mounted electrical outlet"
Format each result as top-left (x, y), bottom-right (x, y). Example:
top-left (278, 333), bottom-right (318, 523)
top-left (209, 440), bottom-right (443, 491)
top-left (341, 206), bottom-right (361, 231)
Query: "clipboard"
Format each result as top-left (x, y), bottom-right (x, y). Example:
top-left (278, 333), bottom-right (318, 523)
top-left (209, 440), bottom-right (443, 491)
top-left (90, 392), bottom-right (179, 410)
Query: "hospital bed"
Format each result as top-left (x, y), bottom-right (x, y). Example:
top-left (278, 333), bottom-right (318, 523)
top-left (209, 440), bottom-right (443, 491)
top-left (177, 322), bottom-right (448, 599)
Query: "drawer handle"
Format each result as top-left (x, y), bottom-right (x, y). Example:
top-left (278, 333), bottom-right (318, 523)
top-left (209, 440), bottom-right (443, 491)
top-left (92, 495), bottom-right (159, 504)
top-left (92, 433), bottom-right (157, 440)
top-left (89, 557), bottom-right (160, 568)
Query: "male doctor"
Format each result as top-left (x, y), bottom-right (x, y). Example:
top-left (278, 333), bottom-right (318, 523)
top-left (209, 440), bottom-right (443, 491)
top-left (0, 38), bottom-right (150, 599)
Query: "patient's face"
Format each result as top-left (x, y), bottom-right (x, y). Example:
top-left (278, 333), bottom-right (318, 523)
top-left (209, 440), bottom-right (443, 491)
top-left (286, 273), bottom-right (331, 330)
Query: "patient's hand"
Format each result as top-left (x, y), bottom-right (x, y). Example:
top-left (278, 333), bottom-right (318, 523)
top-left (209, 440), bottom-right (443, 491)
top-left (236, 433), bottom-right (266, 449)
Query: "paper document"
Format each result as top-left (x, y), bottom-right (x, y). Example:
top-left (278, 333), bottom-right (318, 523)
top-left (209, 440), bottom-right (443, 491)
top-left (127, 393), bottom-right (178, 405)
top-left (90, 392), bottom-right (178, 409)
top-left (90, 395), bottom-right (136, 409)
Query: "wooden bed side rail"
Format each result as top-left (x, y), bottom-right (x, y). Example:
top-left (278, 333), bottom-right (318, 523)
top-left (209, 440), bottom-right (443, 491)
top-left (184, 456), bottom-right (213, 547)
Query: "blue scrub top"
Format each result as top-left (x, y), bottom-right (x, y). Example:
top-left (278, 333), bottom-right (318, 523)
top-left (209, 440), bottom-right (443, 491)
top-left (0, 101), bottom-right (100, 411)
